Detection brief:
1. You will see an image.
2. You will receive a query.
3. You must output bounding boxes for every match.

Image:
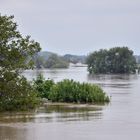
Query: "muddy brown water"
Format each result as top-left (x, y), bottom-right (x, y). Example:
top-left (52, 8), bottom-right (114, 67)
top-left (0, 67), bottom-right (140, 140)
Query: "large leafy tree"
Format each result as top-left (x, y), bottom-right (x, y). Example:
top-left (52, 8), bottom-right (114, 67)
top-left (0, 14), bottom-right (41, 111)
top-left (86, 47), bottom-right (137, 74)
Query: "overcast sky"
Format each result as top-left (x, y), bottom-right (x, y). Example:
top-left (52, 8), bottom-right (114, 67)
top-left (1, 0), bottom-right (140, 55)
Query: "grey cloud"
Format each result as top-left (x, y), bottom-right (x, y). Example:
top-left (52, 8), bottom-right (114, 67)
top-left (0, 0), bottom-right (140, 55)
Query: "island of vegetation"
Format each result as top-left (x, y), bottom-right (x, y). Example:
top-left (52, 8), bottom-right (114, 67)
top-left (86, 47), bottom-right (137, 74)
top-left (33, 75), bottom-right (110, 104)
top-left (0, 14), bottom-right (109, 111)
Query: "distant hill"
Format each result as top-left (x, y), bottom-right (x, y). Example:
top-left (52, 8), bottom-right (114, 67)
top-left (32, 51), bottom-right (87, 69)
top-left (38, 51), bottom-right (56, 61)
top-left (37, 51), bottom-right (87, 64)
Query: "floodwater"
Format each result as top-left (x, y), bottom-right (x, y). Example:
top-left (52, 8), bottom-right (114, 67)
top-left (0, 67), bottom-right (140, 140)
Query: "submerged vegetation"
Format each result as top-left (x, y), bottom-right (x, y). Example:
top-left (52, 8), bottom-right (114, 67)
top-left (86, 47), bottom-right (137, 74)
top-left (0, 14), bottom-right (109, 111)
top-left (33, 75), bottom-right (110, 104)
top-left (1, 13), bottom-right (139, 113)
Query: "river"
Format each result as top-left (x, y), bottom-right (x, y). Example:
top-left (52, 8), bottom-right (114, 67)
top-left (0, 67), bottom-right (140, 140)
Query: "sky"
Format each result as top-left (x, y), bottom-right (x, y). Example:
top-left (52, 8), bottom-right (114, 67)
top-left (0, 0), bottom-right (140, 55)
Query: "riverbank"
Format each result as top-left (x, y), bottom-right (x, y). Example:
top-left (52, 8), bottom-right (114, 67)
top-left (43, 102), bottom-right (107, 108)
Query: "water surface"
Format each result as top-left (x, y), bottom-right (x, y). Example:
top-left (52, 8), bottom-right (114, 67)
top-left (0, 67), bottom-right (140, 140)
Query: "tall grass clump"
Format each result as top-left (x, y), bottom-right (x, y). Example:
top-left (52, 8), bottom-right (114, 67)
top-left (34, 75), bottom-right (110, 104)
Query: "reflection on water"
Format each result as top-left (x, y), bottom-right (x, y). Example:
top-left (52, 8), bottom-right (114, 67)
top-left (87, 73), bottom-right (137, 87)
top-left (0, 104), bottom-right (103, 140)
top-left (0, 105), bottom-right (103, 123)
top-left (1, 67), bottom-right (140, 140)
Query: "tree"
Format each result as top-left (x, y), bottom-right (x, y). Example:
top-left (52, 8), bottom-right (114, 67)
top-left (0, 14), bottom-right (41, 111)
top-left (86, 47), bottom-right (137, 74)
top-left (33, 54), bottom-right (45, 69)
top-left (44, 54), bottom-right (69, 68)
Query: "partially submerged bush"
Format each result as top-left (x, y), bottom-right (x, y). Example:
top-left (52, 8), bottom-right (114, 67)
top-left (34, 76), bottom-right (109, 104)
top-left (0, 76), bottom-right (40, 111)
top-left (33, 74), bottom-right (54, 98)
top-left (48, 79), bottom-right (109, 103)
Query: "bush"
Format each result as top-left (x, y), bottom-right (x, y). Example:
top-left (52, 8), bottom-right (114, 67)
top-left (48, 79), bottom-right (109, 103)
top-left (33, 76), bottom-right (110, 104)
top-left (0, 76), bottom-right (40, 111)
top-left (33, 74), bottom-right (54, 98)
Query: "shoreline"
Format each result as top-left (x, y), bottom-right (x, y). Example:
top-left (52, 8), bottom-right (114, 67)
top-left (43, 102), bottom-right (106, 108)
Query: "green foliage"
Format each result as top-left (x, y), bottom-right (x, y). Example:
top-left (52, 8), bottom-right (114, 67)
top-left (32, 53), bottom-right (69, 69)
top-left (33, 52), bottom-right (87, 69)
top-left (33, 74), bottom-right (55, 98)
top-left (0, 15), bottom-right (41, 72)
top-left (0, 75), bottom-right (40, 111)
top-left (44, 54), bottom-right (69, 68)
top-left (33, 77), bottom-right (109, 103)
top-left (0, 14), bottom-right (41, 111)
top-left (86, 47), bottom-right (137, 74)
top-left (49, 79), bottom-right (109, 103)
top-left (63, 54), bottom-right (86, 64)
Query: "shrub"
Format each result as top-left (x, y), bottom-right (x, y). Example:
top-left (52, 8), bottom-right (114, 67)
top-left (0, 76), bottom-right (40, 111)
top-left (34, 76), bottom-right (110, 104)
top-left (48, 80), bottom-right (109, 103)
top-left (33, 74), bottom-right (54, 98)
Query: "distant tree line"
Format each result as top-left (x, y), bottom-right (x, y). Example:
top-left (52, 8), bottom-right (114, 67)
top-left (32, 52), bottom-right (87, 69)
top-left (33, 53), bottom-right (69, 69)
top-left (63, 54), bottom-right (86, 64)
top-left (86, 47), bottom-right (137, 74)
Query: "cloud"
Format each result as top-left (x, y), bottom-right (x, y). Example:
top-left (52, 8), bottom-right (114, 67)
top-left (0, 0), bottom-right (140, 55)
